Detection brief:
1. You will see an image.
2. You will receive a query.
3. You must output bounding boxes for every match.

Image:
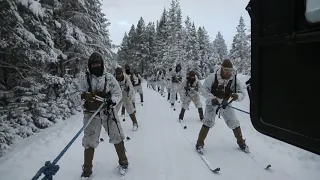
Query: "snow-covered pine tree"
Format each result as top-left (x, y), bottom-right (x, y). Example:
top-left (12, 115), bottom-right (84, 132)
top-left (175, 1), bottom-right (185, 64)
top-left (144, 22), bottom-right (157, 76)
top-left (58, 0), bottom-right (112, 74)
top-left (134, 17), bottom-right (148, 73)
top-left (0, 0), bottom-right (67, 156)
top-left (166, 0), bottom-right (178, 67)
top-left (184, 17), bottom-right (200, 77)
top-left (246, 26), bottom-right (251, 75)
top-left (229, 16), bottom-right (250, 75)
top-left (212, 31), bottom-right (228, 63)
top-left (197, 26), bottom-right (213, 77)
top-left (155, 9), bottom-right (169, 69)
top-left (117, 32), bottom-right (130, 66)
top-left (0, 0), bottom-right (114, 157)
top-left (125, 24), bottom-right (137, 66)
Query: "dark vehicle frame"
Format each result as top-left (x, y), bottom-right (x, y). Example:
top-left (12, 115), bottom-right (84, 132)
top-left (246, 0), bottom-right (320, 155)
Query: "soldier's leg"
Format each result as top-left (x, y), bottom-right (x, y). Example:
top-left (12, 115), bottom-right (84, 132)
top-left (196, 105), bottom-right (217, 154)
top-left (192, 95), bottom-right (204, 120)
top-left (179, 97), bottom-right (191, 120)
top-left (101, 109), bottom-right (128, 168)
top-left (123, 100), bottom-right (138, 130)
top-left (81, 113), bottom-right (103, 177)
top-left (221, 107), bottom-right (248, 150)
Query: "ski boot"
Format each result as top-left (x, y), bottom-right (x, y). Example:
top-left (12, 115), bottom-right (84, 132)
top-left (233, 126), bottom-right (250, 153)
top-left (81, 166), bottom-right (92, 178)
top-left (114, 142), bottom-right (129, 175)
top-left (196, 144), bottom-right (204, 155)
top-left (129, 113), bottom-right (138, 131)
top-left (118, 162), bottom-right (128, 175)
top-left (133, 123), bottom-right (138, 131)
top-left (179, 108), bottom-right (185, 122)
top-left (239, 139), bottom-right (250, 153)
top-left (81, 148), bottom-right (94, 178)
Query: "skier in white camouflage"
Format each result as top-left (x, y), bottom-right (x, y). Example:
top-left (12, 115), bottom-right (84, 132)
top-left (196, 59), bottom-right (249, 155)
top-left (69, 52), bottom-right (129, 177)
top-left (170, 64), bottom-right (184, 110)
top-left (179, 70), bottom-right (204, 121)
top-left (165, 68), bottom-right (173, 101)
top-left (133, 70), bottom-right (144, 105)
top-left (157, 70), bottom-right (165, 96)
top-left (115, 66), bottom-right (139, 131)
top-left (124, 64), bottom-right (138, 111)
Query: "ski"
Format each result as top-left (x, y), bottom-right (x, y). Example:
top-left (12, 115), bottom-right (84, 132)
top-left (197, 152), bottom-right (220, 173)
top-left (238, 148), bottom-right (272, 170)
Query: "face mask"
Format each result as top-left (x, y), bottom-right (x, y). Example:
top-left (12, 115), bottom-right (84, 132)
top-left (91, 66), bottom-right (103, 77)
top-left (125, 69), bottom-right (130, 74)
top-left (189, 76), bottom-right (195, 81)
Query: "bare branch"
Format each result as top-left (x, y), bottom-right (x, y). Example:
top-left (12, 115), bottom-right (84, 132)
top-left (0, 61), bottom-right (26, 80)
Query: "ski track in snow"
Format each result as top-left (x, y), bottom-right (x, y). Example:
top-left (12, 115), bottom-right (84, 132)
top-left (0, 75), bottom-right (320, 180)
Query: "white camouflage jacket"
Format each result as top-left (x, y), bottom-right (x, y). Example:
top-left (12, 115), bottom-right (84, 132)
top-left (170, 70), bottom-right (184, 84)
top-left (118, 74), bottom-right (135, 101)
top-left (135, 74), bottom-right (143, 86)
top-left (201, 68), bottom-right (245, 105)
top-left (69, 72), bottom-right (122, 110)
top-left (180, 76), bottom-right (203, 99)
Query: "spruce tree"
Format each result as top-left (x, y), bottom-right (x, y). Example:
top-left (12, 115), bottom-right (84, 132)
top-left (212, 31), bottom-right (228, 63)
top-left (229, 16), bottom-right (250, 74)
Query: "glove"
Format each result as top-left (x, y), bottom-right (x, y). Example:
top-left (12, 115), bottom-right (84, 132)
top-left (81, 92), bottom-right (94, 102)
top-left (211, 98), bottom-right (220, 106)
top-left (231, 93), bottom-right (238, 101)
top-left (221, 99), bottom-right (229, 109)
top-left (105, 98), bottom-right (116, 107)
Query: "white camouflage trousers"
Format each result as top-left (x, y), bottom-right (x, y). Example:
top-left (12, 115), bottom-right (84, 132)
top-left (166, 81), bottom-right (171, 93)
top-left (181, 93), bottom-right (202, 109)
top-left (159, 81), bottom-right (165, 94)
top-left (135, 85), bottom-right (143, 94)
top-left (170, 83), bottom-right (181, 104)
top-left (202, 104), bottom-right (240, 129)
top-left (115, 99), bottom-right (135, 114)
top-left (82, 109), bottom-right (125, 148)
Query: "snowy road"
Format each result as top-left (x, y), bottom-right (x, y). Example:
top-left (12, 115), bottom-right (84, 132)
top-left (0, 75), bottom-right (319, 180)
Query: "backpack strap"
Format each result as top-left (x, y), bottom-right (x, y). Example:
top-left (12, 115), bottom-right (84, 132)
top-left (234, 70), bottom-right (237, 93)
top-left (86, 71), bottom-right (92, 93)
top-left (214, 69), bottom-right (219, 85)
top-left (103, 76), bottom-right (107, 93)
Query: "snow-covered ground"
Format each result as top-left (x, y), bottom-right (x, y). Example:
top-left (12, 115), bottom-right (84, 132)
top-left (0, 75), bottom-right (319, 180)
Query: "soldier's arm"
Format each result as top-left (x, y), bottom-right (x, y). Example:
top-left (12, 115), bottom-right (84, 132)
top-left (199, 74), bottom-right (216, 101)
top-left (108, 74), bottom-right (122, 106)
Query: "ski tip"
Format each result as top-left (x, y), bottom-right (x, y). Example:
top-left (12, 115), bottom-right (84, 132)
top-left (265, 164), bottom-right (271, 170)
top-left (212, 167), bottom-right (220, 173)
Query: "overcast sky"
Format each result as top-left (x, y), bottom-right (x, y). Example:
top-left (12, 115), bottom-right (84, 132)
top-left (101, 0), bottom-right (250, 50)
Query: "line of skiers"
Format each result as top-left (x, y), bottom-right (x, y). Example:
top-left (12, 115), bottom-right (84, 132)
top-left (146, 61), bottom-right (249, 155)
top-left (69, 52), bottom-right (249, 178)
